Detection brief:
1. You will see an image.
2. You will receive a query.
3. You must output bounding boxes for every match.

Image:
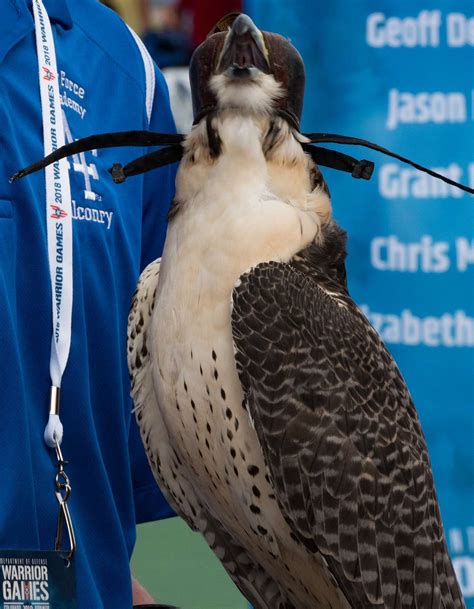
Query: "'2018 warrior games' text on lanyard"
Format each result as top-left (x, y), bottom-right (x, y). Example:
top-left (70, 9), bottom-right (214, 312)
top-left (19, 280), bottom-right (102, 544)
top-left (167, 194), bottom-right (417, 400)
top-left (0, 2), bottom-right (76, 607)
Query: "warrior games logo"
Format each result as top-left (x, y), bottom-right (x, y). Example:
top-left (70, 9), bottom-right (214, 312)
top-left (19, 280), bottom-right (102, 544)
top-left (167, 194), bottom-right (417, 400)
top-left (42, 67), bottom-right (55, 82)
top-left (50, 205), bottom-right (67, 220)
top-left (0, 556), bottom-right (49, 608)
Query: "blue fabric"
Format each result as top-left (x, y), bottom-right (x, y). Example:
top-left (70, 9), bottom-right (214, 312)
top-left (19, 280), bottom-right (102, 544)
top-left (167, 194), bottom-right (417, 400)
top-left (142, 30), bottom-right (192, 69)
top-left (246, 0), bottom-right (474, 601)
top-left (0, 1), bottom-right (175, 608)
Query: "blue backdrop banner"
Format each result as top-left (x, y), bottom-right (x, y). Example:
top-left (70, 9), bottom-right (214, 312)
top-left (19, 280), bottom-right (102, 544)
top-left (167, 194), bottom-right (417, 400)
top-left (246, 0), bottom-right (474, 601)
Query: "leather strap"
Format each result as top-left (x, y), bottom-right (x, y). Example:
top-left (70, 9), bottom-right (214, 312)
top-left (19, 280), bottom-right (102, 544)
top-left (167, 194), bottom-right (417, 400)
top-left (11, 128), bottom-right (474, 195)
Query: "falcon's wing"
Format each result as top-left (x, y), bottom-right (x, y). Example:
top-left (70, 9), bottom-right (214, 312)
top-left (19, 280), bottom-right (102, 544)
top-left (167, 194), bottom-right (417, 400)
top-left (231, 252), bottom-right (464, 609)
top-left (128, 257), bottom-right (161, 417)
top-left (127, 258), bottom-right (172, 493)
top-left (128, 258), bottom-right (202, 530)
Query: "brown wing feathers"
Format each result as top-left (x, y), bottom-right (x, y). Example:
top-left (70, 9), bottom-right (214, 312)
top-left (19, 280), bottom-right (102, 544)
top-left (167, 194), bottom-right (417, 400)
top-left (231, 232), bottom-right (465, 609)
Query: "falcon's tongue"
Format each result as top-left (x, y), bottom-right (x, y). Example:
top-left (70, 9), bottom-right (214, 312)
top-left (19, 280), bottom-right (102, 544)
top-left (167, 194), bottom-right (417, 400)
top-left (232, 34), bottom-right (260, 69)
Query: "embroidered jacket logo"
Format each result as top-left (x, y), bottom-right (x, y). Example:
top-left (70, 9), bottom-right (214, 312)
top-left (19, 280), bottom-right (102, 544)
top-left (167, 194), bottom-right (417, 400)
top-left (50, 205), bottom-right (67, 219)
top-left (42, 66), bottom-right (55, 81)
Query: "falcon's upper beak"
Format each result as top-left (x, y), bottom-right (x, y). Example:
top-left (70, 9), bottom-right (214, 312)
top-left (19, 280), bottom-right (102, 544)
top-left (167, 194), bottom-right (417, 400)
top-left (217, 14), bottom-right (270, 78)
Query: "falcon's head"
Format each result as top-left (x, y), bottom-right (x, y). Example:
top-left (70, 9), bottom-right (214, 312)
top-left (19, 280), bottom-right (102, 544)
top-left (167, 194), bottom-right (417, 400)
top-left (179, 14), bottom-right (329, 225)
top-left (189, 13), bottom-right (305, 130)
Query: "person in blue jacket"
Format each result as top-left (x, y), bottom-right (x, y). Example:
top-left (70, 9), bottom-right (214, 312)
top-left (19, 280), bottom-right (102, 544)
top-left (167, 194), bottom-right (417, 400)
top-left (0, 0), bottom-right (176, 607)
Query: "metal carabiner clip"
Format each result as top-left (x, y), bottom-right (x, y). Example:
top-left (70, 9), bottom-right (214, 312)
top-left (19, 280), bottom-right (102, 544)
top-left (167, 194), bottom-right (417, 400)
top-left (54, 441), bottom-right (77, 565)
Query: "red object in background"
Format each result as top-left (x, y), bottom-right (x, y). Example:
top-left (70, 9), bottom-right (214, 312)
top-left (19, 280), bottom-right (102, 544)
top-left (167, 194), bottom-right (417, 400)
top-left (179, 0), bottom-right (242, 47)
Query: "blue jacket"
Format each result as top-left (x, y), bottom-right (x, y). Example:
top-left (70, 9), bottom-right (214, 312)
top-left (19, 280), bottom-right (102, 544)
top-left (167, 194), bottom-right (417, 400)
top-left (0, 1), bottom-right (176, 607)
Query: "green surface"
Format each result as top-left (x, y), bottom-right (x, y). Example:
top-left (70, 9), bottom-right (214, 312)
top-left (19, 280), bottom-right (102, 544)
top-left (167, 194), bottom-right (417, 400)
top-left (132, 518), bottom-right (248, 609)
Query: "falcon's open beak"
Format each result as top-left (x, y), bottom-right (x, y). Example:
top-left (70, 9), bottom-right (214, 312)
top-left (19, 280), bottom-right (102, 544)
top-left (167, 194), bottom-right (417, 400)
top-left (217, 14), bottom-right (270, 78)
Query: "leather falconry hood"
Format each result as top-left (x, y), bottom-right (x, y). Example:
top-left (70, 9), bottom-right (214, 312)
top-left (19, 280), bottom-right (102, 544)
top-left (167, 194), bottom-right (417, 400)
top-left (9, 13), bottom-right (474, 195)
top-left (189, 12), bottom-right (305, 130)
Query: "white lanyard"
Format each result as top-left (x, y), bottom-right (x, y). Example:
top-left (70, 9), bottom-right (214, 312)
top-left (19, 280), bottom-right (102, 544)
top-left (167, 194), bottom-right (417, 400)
top-left (32, 0), bottom-right (73, 448)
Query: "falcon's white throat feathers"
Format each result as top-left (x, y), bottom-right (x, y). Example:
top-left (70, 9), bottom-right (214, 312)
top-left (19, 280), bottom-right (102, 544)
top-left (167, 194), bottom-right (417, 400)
top-left (128, 13), bottom-right (465, 609)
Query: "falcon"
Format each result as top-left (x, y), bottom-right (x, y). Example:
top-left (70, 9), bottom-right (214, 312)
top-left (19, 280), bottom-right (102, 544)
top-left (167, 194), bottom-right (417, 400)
top-left (127, 13), bottom-right (465, 609)
top-left (11, 12), bottom-right (468, 609)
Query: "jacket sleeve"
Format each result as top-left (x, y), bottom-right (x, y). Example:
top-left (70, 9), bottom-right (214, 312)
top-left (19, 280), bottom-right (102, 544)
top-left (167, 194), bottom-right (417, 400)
top-left (140, 66), bottom-right (178, 270)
